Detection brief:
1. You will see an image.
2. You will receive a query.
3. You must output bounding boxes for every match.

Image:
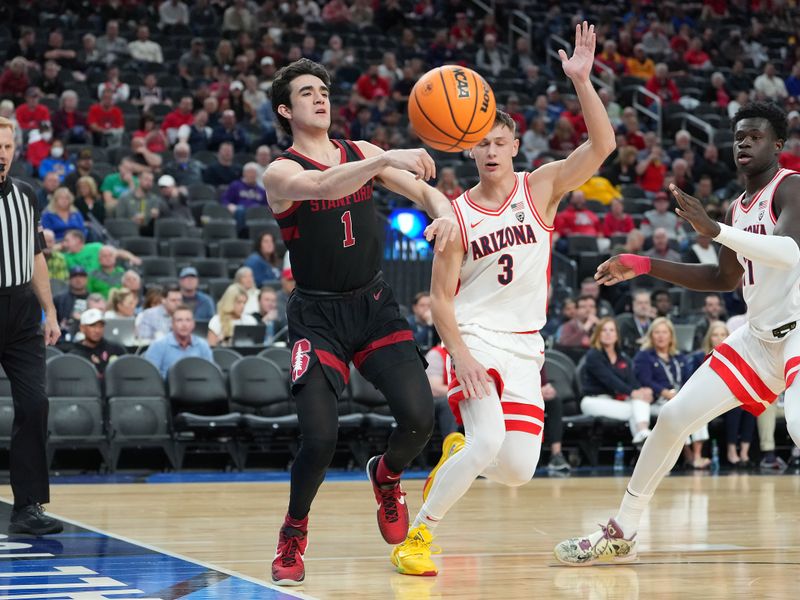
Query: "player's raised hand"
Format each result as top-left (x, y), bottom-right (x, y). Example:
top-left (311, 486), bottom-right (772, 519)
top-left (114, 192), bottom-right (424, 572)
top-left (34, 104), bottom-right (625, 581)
top-left (424, 214), bottom-right (460, 252)
top-left (594, 255), bottom-right (639, 286)
top-left (453, 350), bottom-right (494, 400)
top-left (670, 183), bottom-right (722, 238)
top-left (384, 148), bottom-right (437, 180)
top-left (559, 21), bottom-right (596, 83)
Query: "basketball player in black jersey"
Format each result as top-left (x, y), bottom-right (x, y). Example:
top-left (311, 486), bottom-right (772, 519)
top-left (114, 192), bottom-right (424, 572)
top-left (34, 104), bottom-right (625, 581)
top-left (263, 58), bottom-right (460, 586)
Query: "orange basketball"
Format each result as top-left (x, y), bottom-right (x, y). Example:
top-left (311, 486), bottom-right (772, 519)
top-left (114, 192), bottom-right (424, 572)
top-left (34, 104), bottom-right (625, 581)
top-left (408, 65), bottom-right (497, 152)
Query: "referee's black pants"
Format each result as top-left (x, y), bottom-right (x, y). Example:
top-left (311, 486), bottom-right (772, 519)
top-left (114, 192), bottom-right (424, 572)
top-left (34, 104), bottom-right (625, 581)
top-left (0, 285), bottom-right (49, 508)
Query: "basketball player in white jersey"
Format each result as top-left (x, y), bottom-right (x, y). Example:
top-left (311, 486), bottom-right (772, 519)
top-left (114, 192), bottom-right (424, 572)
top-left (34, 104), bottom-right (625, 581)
top-left (555, 101), bottom-right (800, 565)
top-left (391, 21), bottom-right (616, 576)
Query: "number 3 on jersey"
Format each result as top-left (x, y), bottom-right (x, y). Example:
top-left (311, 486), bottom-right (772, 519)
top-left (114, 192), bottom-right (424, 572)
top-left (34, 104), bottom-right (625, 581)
top-left (497, 254), bottom-right (514, 285)
top-left (341, 210), bottom-right (356, 247)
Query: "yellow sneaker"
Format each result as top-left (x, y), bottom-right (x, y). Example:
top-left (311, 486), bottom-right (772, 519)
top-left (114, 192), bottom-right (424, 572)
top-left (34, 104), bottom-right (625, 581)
top-left (422, 432), bottom-right (465, 502)
top-left (391, 524), bottom-right (440, 576)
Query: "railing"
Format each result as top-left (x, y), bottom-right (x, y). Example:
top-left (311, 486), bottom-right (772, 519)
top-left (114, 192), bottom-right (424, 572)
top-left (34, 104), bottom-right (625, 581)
top-left (681, 113), bottom-right (715, 150)
top-left (468, 0), bottom-right (495, 15)
top-left (508, 10), bottom-right (532, 51)
top-left (632, 86), bottom-right (663, 140)
top-left (547, 34), bottom-right (610, 92)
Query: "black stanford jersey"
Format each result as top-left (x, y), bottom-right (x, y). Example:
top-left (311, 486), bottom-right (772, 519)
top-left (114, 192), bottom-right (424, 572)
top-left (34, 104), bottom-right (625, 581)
top-left (273, 140), bottom-right (381, 292)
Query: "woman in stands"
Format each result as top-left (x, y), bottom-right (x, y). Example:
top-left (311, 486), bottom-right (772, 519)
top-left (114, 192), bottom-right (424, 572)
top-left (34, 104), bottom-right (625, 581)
top-left (634, 317), bottom-right (709, 469)
top-left (207, 283), bottom-right (258, 347)
top-left (105, 287), bottom-right (138, 319)
top-left (580, 316), bottom-right (655, 444)
top-left (244, 232), bottom-right (281, 287)
top-left (42, 187), bottom-right (88, 242)
top-left (233, 266), bottom-right (260, 316)
top-left (74, 176), bottom-right (106, 225)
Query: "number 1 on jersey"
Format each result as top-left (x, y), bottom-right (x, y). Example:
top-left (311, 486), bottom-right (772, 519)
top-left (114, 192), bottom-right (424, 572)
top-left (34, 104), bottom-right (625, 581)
top-left (744, 258), bottom-right (754, 286)
top-left (341, 210), bottom-right (356, 247)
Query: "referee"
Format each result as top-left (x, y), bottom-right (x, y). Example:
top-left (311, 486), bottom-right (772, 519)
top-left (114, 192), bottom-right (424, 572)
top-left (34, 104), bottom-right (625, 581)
top-left (0, 116), bottom-right (62, 535)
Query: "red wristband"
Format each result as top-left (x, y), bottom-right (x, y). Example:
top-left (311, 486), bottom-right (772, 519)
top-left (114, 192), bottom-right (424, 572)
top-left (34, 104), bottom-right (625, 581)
top-left (618, 254), bottom-right (651, 276)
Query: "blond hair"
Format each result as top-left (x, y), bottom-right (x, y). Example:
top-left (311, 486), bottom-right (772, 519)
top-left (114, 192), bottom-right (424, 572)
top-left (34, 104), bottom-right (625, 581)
top-left (0, 116), bottom-right (16, 134)
top-left (108, 287), bottom-right (134, 313)
top-left (702, 320), bottom-right (729, 354)
top-left (47, 187), bottom-right (77, 214)
top-left (216, 283), bottom-right (247, 341)
top-left (589, 316), bottom-right (619, 350)
top-left (640, 316), bottom-right (678, 355)
top-left (76, 175), bottom-right (99, 198)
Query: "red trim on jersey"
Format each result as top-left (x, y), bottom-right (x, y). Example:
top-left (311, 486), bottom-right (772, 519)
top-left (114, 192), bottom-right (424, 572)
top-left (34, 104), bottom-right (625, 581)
top-left (272, 201), bottom-right (301, 219)
top-left (447, 367), bottom-right (504, 424)
top-left (731, 194), bottom-right (741, 222)
top-left (709, 355), bottom-right (768, 416)
top-left (523, 171), bottom-right (555, 231)
top-left (784, 356), bottom-right (800, 387)
top-left (505, 419), bottom-right (543, 435)
top-left (739, 168), bottom-right (784, 213)
top-left (768, 169), bottom-right (799, 224)
top-left (352, 330), bottom-right (414, 369)
top-left (280, 225), bottom-right (300, 242)
top-left (451, 200), bottom-right (469, 253)
top-left (464, 174), bottom-right (519, 216)
top-left (286, 140), bottom-right (347, 171)
top-left (544, 230), bottom-right (553, 317)
top-left (514, 330), bottom-right (540, 334)
top-left (502, 402), bottom-right (545, 421)
top-left (715, 343), bottom-right (777, 401)
top-left (316, 349), bottom-right (350, 383)
top-left (345, 139), bottom-right (367, 159)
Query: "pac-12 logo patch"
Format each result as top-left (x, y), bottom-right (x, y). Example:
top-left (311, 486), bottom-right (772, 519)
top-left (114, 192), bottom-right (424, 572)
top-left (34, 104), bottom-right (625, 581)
top-left (291, 339), bottom-right (312, 382)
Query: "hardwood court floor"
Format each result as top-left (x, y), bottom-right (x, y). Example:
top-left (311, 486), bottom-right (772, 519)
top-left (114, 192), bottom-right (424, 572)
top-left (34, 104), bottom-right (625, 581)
top-left (4, 473), bottom-right (800, 599)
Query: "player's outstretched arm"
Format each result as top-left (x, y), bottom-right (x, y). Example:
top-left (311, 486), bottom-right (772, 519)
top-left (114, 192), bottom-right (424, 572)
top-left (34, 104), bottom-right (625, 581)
top-left (671, 178), bottom-right (800, 270)
top-left (355, 140), bottom-right (460, 252)
top-left (430, 243), bottom-right (493, 399)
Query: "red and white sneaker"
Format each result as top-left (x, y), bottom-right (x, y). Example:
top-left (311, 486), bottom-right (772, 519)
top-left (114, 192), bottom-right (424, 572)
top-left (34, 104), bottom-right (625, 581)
top-left (367, 455), bottom-right (409, 544)
top-left (271, 526), bottom-right (307, 586)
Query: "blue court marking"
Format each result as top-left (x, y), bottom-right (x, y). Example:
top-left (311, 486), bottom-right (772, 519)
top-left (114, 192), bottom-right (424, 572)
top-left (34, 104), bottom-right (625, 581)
top-left (0, 500), bottom-right (316, 600)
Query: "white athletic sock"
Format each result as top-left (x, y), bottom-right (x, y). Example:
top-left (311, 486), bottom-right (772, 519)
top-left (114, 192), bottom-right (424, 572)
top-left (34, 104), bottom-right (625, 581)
top-left (614, 487), bottom-right (653, 536)
top-left (412, 507), bottom-right (443, 533)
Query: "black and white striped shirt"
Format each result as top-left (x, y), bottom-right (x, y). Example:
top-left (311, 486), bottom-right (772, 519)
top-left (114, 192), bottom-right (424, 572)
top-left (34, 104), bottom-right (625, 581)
top-left (0, 177), bottom-right (44, 289)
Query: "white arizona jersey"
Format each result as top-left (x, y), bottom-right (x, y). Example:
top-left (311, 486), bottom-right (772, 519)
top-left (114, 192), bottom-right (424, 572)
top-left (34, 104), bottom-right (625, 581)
top-left (731, 168), bottom-right (800, 339)
top-left (451, 172), bottom-right (553, 332)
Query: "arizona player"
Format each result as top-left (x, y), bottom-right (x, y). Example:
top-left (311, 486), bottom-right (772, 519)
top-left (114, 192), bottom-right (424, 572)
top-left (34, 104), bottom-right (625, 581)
top-left (263, 58), bottom-right (459, 586)
top-left (555, 102), bottom-right (800, 565)
top-left (391, 22), bottom-right (616, 576)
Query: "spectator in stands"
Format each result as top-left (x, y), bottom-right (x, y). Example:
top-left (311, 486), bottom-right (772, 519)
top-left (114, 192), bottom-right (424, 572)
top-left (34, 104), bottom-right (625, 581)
top-left (234, 266), bottom-right (261, 316)
top-left (424, 344), bottom-right (459, 437)
top-left (69, 309), bottom-right (126, 380)
top-left (38, 60), bottom-right (64, 98)
top-left (160, 0), bottom-right (191, 31)
top-left (618, 107), bottom-right (646, 150)
top-left (725, 60), bottom-right (751, 95)
top-left (55, 266), bottom-right (90, 339)
top-left (128, 25), bottom-right (163, 65)
top-left (88, 246), bottom-right (124, 299)
top-left (577, 170), bottom-right (621, 206)
top-left (407, 291), bottom-right (439, 353)
top-left (580, 317), bottom-right (654, 445)
top-left (43, 29), bottom-right (77, 72)
top-left (223, 0), bottom-right (256, 33)
top-left (725, 382), bottom-right (756, 468)
top-left (612, 228), bottom-right (646, 257)
top-left (87, 87), bottom-right (124, 146)
top-left (435, 167), bottom-right (464, 202)
top-left (785, 63), bottom-right (800, 99)
top-left (322, 0), bottom-right (351, 24)
top-left (355, 63), bottom-right (390, 103)
top-left (52, 90), bottom-right (88, 144)
top-left (156, 174), bottom-right (193, 226)
top-left (182, 109), bottom-right (213, 153)
top-left (641, 192), bottom-right (682, 239)
top-left (553, 190), bottom-right (605, 251)
top-left (145, 306), bottom-right (213, 379)
top-left (780, 138), bottom-right (800, 171)
top-left (26, 125), bottom-right (54, 171)
top-left (602, 144), bottom-right (638, 187)
top-left (580, 277), bottom-right (614, 318)
top-left (97, 65), bottom-right (129, 104)
top-left (179, 38), bottom-right (213, 87)
top-left (74, 176), bottom-right (104, 225)
top-left (644, 228), bottom-right (682, 264)
top-left (671, 158), bottom-right (694, 195)
top-left (38, 140), bottom-right (75, 183)
top-left (121, 271), bottom-right (143, 306)
top-left (754, 62), bottom-right (788, 101)
top-left (203, 142), bottom-right (242, 186)
top-left (162, 143), bottom-right (203, 186)
top-left (543, 296), bottom-right (575, 341)
top-left (33, 171), bottom-right (58, 213)
top-left (5, 27), bottom-right (38, 64)
top-left (476, 33), bottom-right (507, 77)
top-left (161, 96), bottom-right (195, 146)
top-left (667, 129), bottom-right (692, 163)
top-left (0, 57), bottom-right (30, 102)
top-left (758, 398), bottom-right (794, 470)
top-left (63, 149), bottom-right (98, 194)
top-left (105, 287), bottom-right (138, 319)
top-left (684, 37), bottom-right (712, 71)
top-left (115, 170), bottom-right (163, 234)
top-left (243, 74), bottom-right (267, 113)
top-left (641, 22), bottom-right (670, 62)
top-left (692, 293), bottom-right (726, 348)
top-left (596, 40), bottom-right (626, 79)
top-left (651, 288), bottom-right (676, 319)
top-left (16, 87), bottom-right (50, 131)
top-left (557, 295), bottom-right (598, 348)
top-left (683, 233), bottom-right (718, 266)
top-left (520, 117), bottom-right (549, 164)
top-left (210, 109), bottom-right (248, 152)
top-left (549, 117), bottom-right (579, 158)
top-left (137, 283), bottom-right (183, 342)
top-left (222, 162), bottom-right (268, 226)
top-left (645, 63), bottom-right (680, 106)
top-left (705, 72), bottom-right (732, 110)
top-left (207, 283), bottom-right (258, 347)
top-left (133, 73), bottom-right (166, 112)
top-left (96, 20), bottom-right (129, 65)
top-left (694, 174), bottom-right (722, 208)
top-left (602, 198), bottom-right (635, 238)
top-left (254, 286), bottom-right (287, 343)
top-left (42, 187), bottom-right (87, 242)
top-left (617, 289), bottom-right (654, 357)
top-left (253, 145), bottom-right (272, 188)
top-left (694, 144), bottom-right (733, 192)
top-left (245, 232), bottom-right (282, 287)
top-left (625, 43), bottom-right (654, 81)
top-left (43, 229), bottom-right (68, 282)
top-left (636, 317), bottom-right (710, 468)
top-left (177, 267), bottom-right (215, 322)
top-left (101, 158), bottom-right (138, 211)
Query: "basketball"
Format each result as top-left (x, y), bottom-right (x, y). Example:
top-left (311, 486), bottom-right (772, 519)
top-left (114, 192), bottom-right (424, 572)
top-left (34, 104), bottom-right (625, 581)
top-left (408, 65), bottom-right (497, 152)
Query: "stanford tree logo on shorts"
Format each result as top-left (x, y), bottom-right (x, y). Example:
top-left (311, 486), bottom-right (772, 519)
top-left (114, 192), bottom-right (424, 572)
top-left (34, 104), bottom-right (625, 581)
top-left (291, 339), bottom-right (312, 382)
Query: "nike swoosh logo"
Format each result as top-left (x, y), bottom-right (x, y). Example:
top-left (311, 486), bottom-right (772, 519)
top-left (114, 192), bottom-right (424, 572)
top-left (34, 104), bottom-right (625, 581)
top-left (373, 290), bottom-right (383, 301)
top-left (470, 219), bottom-right (484, 228)
top-left (425, 515), bottom-right (439, 522)
top-left (398, 496), bottom-right (405, 505)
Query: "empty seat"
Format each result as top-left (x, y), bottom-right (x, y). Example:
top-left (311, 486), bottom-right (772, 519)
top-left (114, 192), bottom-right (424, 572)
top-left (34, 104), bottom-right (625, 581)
top-left (105, 218), bottom-right (140, 240)
top-left (201, 202), bottom-right (236, 224)
top-left (192, 258), bottom-right (228, 279)
top-left (257, 347), bottom-right (291, 381)
top-left (212, 347), bottom-right (242, 377)
top-left (154, 218), bottom-right (189, 240)
top-left (567, 235), bottom-right (599, 255)
top-left (140, 256), bottom-right (177, 279)
top-left (168, 237), bottom-right (207, 259)
top-left (120, 236), bottom-right (159, 256)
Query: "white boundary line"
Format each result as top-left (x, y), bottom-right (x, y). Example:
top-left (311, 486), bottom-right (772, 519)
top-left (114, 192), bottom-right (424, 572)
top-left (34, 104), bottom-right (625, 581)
top-left (0, 499), bottom-right (318, 600)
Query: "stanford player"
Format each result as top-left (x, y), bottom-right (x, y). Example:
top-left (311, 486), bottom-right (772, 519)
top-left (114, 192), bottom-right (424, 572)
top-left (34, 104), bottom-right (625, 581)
top-left (556, 101), bottom-right (800, 565)
top-left (262, 58), bottom-right (459, 586)
top-left (391, 22), bottom-right (616, 576)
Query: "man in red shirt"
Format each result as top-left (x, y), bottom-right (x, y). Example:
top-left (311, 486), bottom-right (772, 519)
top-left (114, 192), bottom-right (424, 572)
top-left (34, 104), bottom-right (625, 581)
top-left (161, 95), bottom-right (195, 144)
top-left (553, 190), bottom-right (609, 253)
top-left (779, 138), bottom-right (800, 171)
top-left (87, 87), bottom-right (124, 146)
top-left (15, 87), bottom-right (51, 130)
top-left (602, 197), bottom-right (635, 237)
top-left (355, 63), bottom-right (390, 102)
top-left (645, 63), bottom-right (680, 105)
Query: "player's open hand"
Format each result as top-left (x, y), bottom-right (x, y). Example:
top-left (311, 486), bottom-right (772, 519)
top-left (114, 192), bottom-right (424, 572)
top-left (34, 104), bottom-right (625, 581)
top-left (559, 21), bottom-right (596, 83)
top-left (594, 255), bottom-right (638, 286)
top-left (670, 184), bottom-right (721, 238)
top-left (453, 350), bottom-right (494, 400)
top-left (424, 214), bottom-right (459, 252)
top-left (384, 148), bottom-right (436, 180)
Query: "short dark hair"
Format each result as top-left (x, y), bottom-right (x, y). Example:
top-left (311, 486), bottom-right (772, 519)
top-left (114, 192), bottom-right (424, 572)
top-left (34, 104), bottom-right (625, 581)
top-left (494, 109), bottom-right (516, 136)
top-left (651, 289), bottom-right (670, 303)
top-left (731, 101), bottom-right (788, 141)
top-left (268, 58), bottom-right (331, 137)
top-left (173, 304), bottom-right (194, 318)
top-left (413, 291), bottom-right (430, 305)
top-left (164, 283), bottom-right (182, 297)
top-left (576, 294), bottom-right (596, 306)
top-left (65, 228), bottom-right (85, 243)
